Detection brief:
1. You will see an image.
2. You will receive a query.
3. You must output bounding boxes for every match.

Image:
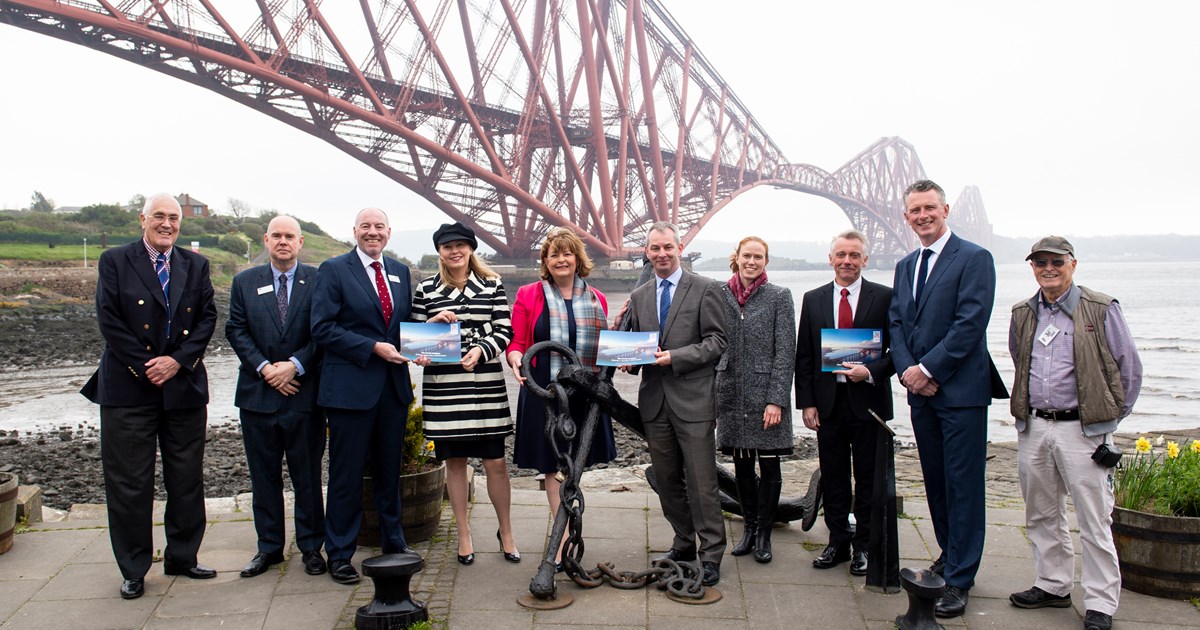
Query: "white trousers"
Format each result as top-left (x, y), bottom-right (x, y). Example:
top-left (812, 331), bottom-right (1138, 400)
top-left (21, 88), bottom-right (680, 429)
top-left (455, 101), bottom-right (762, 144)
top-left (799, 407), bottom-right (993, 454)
top-left (1017, 416), bottom-right (1120, 615)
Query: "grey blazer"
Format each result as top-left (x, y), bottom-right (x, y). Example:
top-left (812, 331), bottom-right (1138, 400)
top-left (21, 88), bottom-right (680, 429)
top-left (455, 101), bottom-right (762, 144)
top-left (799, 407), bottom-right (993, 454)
top-left (626, 269), bottom-right (728, 422)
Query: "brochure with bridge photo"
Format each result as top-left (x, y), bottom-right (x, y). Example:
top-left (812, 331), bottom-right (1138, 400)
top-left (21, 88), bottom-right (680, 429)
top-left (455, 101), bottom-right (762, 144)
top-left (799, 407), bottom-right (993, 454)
top-left (399, 322), bottom-right (461, 363)
top-left (820, 328), bottom-right (883, 372)
top-left (596, 330), bottom-right (659, 366)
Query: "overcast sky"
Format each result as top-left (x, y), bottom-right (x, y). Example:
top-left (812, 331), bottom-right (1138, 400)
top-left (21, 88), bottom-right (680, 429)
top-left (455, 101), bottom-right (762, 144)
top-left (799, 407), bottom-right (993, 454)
top-left (1, 0), bottom-right (1197, 246)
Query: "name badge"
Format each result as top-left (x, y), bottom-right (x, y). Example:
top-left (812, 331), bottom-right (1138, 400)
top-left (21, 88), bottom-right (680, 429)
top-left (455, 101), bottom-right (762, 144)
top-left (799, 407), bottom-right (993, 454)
top-left (1037, 323), bottom-right (1060, 347)
top-left (257, 285), bottom-right (274, 295)
top-left (387, 274), bottom-right (401, 283)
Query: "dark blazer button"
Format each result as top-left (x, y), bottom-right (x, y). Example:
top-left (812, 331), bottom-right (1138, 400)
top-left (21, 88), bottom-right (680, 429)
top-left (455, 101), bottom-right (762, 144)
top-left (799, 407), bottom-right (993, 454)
top-left (186, 307), bottom-right (192, 312)
top-left (146, 346), bottom-right (152, 351)
top-left (144, 324), bottom-right (150, 330)
top-left (138, 299), bottom-right (145, 305)
top-left (183, 330), bottom-right (189, 336)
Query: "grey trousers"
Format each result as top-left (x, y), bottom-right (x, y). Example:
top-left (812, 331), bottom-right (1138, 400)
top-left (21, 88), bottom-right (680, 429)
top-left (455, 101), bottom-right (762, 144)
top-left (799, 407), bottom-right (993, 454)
top-left (645, 405), bottom-right (727, 564)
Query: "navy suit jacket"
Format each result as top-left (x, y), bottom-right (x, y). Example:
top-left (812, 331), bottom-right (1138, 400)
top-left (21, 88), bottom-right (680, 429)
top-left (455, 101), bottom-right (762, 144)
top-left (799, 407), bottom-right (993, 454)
top-left (81, 239), bottom-right (217, 409)
top-left (226, 263), bottom-right (321, 414)
top-left (795, 278), bottom-right (895, 422)
top-left (888, 233), bottom-right (1005, 408)
top-left (311, 248), bottom-right (414, 410)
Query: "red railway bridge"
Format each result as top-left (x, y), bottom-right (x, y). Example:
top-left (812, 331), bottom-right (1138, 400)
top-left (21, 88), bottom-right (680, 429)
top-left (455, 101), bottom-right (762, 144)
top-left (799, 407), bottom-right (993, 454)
top-left (0, 0), bottom-right (993, 261)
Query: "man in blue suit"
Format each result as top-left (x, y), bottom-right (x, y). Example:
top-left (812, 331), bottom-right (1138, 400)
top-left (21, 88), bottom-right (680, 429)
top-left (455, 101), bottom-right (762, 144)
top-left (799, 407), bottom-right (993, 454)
top-left (226, 215), bottom-right (327, 579)
top-left (311, 207), bottom-right (416, 585)
top-left (888, 179), bottom-right (1004, 618)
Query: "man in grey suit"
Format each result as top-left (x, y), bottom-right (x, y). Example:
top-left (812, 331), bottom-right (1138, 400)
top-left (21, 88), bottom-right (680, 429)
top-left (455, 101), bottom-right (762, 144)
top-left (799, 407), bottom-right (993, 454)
top-left (621, 221), bottom-right (728, 587)
top-left (226, 216), bottom-right (327, 579)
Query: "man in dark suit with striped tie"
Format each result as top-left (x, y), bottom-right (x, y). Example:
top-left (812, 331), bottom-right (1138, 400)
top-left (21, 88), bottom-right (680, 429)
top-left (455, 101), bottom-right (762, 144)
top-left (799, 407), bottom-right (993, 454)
top-left (311, 207), bottom-right (417, 585)
top-left (81, 192), bottom-right (218, 600)
top-left (226, 215), bottom-right (327, 579)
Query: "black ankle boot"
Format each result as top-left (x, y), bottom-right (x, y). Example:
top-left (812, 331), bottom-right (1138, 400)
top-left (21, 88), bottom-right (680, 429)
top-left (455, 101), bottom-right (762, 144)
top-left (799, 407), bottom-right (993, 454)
top-left (731, 467), bottom-right (759, 556)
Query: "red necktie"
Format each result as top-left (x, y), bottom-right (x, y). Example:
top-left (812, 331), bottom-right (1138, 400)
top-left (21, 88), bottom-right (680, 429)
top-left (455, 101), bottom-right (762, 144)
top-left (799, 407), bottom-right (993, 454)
top-left (838, 288), bottom-right (853, 329)
top-left (371, 261), bottom-right (393, 326)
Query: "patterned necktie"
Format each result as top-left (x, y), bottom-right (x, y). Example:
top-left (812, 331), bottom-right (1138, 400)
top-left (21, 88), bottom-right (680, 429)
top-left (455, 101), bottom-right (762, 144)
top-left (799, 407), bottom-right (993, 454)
top-left (658, 278), bottom-right (672, 333)
top-left (371, 261), bottom-right (393, 326)
top-left (914, 248), bottom-right (934, 304)
top-left (155, 252), bottom-right (170, 335)
top-left (838, 288), bottom-right (853, 329)
top-left (277, 273), bottom-right (289, 326)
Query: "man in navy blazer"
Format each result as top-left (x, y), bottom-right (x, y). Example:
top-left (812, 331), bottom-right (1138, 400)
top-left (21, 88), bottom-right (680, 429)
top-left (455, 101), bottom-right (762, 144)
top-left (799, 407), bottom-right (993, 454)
top-left (226, 216), bottom-right (327, 579)
top-left (311, 207), bottom-right (416, 585)
top-left (888, 179), bottom-right (1003, 618)
top-left (81, 193), bottom-right (218, 599)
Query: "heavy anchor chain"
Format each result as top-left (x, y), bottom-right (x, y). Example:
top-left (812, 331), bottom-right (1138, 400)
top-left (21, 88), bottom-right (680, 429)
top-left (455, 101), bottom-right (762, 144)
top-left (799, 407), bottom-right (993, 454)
top-left (520, 341), bottom-right (708, 601)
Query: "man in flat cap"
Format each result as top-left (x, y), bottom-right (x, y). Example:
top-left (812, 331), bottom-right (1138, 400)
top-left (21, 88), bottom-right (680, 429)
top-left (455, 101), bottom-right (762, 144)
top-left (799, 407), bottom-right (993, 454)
top-left (1007, 236), bottom-right (1142, 630)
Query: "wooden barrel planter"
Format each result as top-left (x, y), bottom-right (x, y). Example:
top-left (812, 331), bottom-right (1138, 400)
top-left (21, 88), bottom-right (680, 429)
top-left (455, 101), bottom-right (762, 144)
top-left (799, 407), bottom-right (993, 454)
top-left (0, 472), bottom-right (18, 555)
top-left (1111, 506), bottom-right (1200, 599)
top-left (359, 462), bottom-right (446, 547)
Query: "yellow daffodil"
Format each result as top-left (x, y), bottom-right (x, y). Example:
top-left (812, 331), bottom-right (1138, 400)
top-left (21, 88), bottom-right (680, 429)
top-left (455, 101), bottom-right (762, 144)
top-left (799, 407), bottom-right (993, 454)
top-left (1135, 437), bottom-right (1152, 454)
top-left (1167, 441), bottom-right (1181, 459)
top-left (1192, 440), bottom-right (1200, 455)
top-left (426, 441), bottom-right (435, 452)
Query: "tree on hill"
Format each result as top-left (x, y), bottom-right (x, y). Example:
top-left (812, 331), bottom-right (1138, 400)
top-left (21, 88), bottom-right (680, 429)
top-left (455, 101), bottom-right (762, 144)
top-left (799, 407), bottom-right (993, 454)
top-left (30, 191), bottom-right (55, 213)
top-left (75, 203), bottom-right (138, 230)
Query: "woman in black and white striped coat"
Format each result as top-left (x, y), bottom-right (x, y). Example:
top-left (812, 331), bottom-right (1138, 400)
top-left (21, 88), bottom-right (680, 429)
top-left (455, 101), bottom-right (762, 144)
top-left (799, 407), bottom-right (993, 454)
top-left (412, 222), bottom-right (518, 566)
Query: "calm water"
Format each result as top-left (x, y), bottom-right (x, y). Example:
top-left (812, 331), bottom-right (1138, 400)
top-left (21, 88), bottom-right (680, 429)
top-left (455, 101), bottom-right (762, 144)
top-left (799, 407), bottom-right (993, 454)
top-left (1, 261), bottom-right (1196, 444)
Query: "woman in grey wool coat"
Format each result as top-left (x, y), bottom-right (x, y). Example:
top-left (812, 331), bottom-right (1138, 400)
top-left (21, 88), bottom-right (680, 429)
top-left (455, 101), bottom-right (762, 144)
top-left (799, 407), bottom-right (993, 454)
top-left (715, 236), bottom-right (796, 564)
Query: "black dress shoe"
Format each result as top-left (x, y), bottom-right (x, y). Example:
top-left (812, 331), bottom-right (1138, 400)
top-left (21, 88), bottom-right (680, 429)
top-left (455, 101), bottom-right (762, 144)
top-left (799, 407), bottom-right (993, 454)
top-left (701, 561), bottom-right (720, 587)
top-left (1009, 586), bottom-right (1071, 609)
top-left (935, 585), bottom-right (969, 618)
top-left (120, 578), bottom-right (144, 600)
top-left (497, 529), bottom-right (520, 563)
top-left (328, 559), bottom-right (360, 585)
top-left (301, 550), bottom-right (327, 576)
top-left (655, 548), bottom-right (697, 563)
top-left (849, 550), bottom-right (868, 576)
top-left (457, 552), bottom-right (475, 565)
top-left (163, 562), bottom-right (217, 579)
top-left (240, 552), bottom-right (285, 578)
top-left (929, 552), bottom-right (945, 577)
top-left (811, 545), bottom-right (850, 569)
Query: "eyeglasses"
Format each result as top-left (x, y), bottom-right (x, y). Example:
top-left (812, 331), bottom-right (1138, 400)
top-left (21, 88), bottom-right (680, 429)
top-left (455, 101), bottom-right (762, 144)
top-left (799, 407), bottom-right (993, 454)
top-left (1031, 258), bottom-right (1068, 268)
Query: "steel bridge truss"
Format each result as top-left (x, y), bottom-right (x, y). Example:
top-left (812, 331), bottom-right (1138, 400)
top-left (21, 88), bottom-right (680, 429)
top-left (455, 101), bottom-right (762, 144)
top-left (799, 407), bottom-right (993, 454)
top-left (0, 0), bottom-right (992, 259)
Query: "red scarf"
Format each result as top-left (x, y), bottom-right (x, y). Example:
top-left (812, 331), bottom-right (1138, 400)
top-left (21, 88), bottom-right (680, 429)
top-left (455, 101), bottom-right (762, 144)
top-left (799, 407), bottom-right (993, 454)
top-left (727, 272), bottom-right (769, 307)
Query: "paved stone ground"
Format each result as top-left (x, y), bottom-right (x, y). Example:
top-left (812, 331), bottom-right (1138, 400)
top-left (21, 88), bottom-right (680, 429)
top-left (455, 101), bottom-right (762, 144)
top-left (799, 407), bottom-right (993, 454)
top-left (3, 441), bottom-right (1199, 629)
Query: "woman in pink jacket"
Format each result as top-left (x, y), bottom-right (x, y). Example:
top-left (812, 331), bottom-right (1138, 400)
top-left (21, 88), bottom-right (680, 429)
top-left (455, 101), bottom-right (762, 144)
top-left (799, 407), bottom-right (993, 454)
top-left (507, 227), bottom-right (617, 568)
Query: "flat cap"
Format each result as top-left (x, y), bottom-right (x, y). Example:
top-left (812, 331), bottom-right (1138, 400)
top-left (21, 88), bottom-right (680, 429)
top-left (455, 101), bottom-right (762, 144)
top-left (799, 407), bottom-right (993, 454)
top-left (1026, 235), bottom-right (1074, 260)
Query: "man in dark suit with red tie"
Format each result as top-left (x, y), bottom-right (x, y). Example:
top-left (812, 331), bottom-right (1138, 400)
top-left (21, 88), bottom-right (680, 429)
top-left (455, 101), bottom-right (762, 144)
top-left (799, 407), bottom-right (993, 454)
top-left (226, 215), bottom-right (327, 579)
top-left (795, 230), bottom-right (894, 577)
top-left (81, 192), bottom-right (218, 600)
top-left (311, 207), bottom-right (416, 585)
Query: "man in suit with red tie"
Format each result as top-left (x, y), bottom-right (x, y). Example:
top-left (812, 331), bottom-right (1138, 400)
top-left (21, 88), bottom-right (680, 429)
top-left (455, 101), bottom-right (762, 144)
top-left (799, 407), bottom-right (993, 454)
top-left (81, 192), bottom-right (218, 600)
top-left (888, 179), bottom-right (1006, 618)
top-left (795, 230), bottom-right (894, 577)
top-left (311, 207), bottom-right (416, 585)
top-left (226, 215), bottom-right (327, 579)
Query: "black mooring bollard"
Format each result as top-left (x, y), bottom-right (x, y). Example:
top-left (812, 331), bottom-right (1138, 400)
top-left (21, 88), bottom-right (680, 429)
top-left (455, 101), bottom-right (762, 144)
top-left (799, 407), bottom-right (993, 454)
top-left (355, 552), bottom-right (427, 629)
top-left (895, 567), bottom-right (946, 630)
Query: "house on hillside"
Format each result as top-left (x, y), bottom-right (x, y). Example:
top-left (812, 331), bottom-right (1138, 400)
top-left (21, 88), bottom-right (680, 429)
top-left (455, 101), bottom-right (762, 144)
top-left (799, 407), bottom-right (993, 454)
top-left (176, 193), bottom-right (209, 218)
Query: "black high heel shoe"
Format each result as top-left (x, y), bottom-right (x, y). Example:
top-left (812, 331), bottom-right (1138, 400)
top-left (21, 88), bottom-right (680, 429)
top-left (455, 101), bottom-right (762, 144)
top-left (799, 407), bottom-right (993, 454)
top-left (497, 529), bottom-right (520, 563)
top-left (457, 552), bottom-right (475, 565)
